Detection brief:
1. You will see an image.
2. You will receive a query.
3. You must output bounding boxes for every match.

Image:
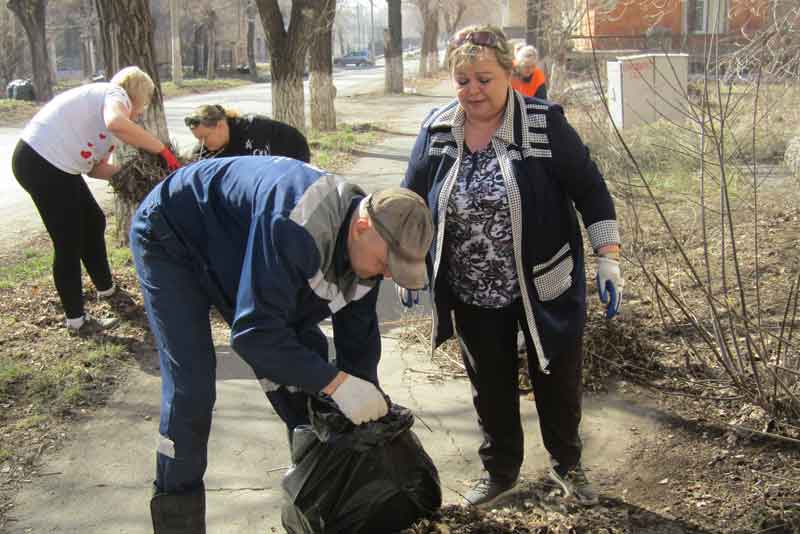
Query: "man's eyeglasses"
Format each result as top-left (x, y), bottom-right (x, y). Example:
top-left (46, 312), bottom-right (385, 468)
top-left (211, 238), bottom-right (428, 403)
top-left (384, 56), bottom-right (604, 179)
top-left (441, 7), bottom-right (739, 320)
top-left (450, 31), bottom-right (499, 48)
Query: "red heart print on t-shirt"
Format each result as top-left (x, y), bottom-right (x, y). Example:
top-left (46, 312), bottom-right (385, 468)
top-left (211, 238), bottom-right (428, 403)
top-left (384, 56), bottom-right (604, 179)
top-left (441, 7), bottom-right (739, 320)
top-left (99, 133), bottom-right (107, 140)
top-left (80, 150), bottom-right (92, 159)
top-left (88, 142), bottom-right (94, 148)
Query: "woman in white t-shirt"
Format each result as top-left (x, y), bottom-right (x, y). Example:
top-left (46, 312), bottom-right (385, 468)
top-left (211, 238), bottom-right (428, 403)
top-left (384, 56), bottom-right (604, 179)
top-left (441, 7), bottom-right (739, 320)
top-left (11, 66), bottom-right (181, 334)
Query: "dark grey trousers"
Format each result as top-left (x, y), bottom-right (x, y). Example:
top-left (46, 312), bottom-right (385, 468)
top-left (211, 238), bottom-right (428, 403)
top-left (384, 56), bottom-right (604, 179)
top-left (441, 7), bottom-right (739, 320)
top-left (452, 298), bottom-right (584, 482)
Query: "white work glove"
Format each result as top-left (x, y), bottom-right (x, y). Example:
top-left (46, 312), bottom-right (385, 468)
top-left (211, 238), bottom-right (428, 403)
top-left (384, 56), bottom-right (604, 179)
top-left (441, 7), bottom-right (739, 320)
top-left (596, 255), bottom-right (624, 319)
top-left (330, 374), bottom-right (389, 425)
top-left (396, 285), bottom-right (419, 308)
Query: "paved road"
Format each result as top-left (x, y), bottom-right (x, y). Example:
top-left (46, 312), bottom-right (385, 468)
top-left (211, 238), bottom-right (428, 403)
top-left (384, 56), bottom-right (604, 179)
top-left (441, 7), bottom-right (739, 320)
top-left (0, 64), bottom-right (389, 253)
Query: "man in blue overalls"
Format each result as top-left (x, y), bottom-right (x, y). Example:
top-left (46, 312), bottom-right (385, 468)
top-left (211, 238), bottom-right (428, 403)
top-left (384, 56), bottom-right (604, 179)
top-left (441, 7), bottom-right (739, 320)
top-left (130, 156), bottom-right (434, 533)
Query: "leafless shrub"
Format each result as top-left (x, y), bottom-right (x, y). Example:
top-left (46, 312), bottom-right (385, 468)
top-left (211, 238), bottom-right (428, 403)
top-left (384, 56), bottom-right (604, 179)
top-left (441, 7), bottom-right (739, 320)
top-left (719, 1), bottom-right (800, 82)
top-left (581, 0), bottom-right (800, 435)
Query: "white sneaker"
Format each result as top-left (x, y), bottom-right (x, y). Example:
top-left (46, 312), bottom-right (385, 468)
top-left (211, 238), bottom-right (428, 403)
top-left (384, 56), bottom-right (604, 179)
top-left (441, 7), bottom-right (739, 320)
top-left (66, 313), bottom-right (118, 335)
top-left (96, 283), bottom-right (117, 299)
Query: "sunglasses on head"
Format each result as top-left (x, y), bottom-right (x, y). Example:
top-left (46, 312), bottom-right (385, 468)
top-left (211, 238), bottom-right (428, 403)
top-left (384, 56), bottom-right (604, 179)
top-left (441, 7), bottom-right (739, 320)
top-left (184, 105), bottom-right (225, 128)
top-left (450, 31), bottom-right (499, 48)
top-left (184, 117), bottom-right (203, 128)
top-left (184, 116), bottom-right (219, 128)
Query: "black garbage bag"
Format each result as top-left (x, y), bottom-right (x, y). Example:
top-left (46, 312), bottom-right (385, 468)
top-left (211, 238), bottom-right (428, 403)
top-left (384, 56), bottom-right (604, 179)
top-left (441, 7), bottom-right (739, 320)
top-left (281, 397), bottom-right (441, 534)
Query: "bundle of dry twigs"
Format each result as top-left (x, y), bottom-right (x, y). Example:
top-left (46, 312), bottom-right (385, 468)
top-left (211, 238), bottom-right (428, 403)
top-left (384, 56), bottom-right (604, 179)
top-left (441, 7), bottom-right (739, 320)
top-left (109, 144), bottom-right (191, 243)
top-left (108, 146), bottom-right (179, 205)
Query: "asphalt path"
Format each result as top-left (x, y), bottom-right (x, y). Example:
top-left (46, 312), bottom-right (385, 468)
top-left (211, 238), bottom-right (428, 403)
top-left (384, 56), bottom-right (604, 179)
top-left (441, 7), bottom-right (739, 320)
top-left (0, 63), bottom-right (391, 253)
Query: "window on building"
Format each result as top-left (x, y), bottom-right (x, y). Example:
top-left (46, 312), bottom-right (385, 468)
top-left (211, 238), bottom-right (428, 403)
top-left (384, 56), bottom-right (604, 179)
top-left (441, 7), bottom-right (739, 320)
top-left (687, 0), bottom-right (727, 34)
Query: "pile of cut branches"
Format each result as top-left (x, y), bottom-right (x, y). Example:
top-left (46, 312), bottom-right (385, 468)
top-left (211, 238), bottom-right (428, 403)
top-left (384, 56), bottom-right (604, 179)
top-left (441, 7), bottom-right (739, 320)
top-left (109, 144), bottom-right (186, 205)
top-left (108, 144), bottom-right (191, 243)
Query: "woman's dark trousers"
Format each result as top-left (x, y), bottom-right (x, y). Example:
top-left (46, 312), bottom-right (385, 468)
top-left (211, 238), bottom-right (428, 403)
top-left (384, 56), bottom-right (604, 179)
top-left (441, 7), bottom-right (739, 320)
top-left (11, 140), bottom-right (113, 319)
top-left (452, 298), bottom-right (584, 483)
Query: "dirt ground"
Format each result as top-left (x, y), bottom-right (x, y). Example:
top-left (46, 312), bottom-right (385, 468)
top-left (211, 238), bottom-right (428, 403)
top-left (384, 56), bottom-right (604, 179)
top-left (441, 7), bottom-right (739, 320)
top-left (3, 262), bottom-right (798, 532)
top-left (394, 308), bottom-right (800, 533)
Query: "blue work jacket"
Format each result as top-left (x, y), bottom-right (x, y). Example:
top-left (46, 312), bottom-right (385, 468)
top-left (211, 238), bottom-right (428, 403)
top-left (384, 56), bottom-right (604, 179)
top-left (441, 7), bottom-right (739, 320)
top-left (141, 156), bottom-right (380, 393)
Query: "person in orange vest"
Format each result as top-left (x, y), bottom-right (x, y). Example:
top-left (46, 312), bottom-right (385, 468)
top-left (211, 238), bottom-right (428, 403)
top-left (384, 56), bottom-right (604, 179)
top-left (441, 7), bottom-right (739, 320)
top-left (511, 44), bottom-right (547, 99)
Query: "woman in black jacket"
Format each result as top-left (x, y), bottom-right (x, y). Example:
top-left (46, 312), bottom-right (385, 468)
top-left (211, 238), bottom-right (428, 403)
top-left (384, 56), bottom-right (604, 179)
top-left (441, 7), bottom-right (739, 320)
top-left (400, 25), bottom-right (623, 508)
top-left (185, 104), bottom-right (310, 162)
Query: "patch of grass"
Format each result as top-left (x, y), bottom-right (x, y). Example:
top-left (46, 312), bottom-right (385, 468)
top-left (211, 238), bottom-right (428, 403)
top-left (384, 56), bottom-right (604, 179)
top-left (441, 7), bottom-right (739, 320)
top-left (84, 341), bottom-right (126, 367)
top-left (0, 97), bottom-right (40, 126)
top-left (0, 242), bottom-right (128, 289)
top-left (0, 248), bottom-right (53, 288)
top-left (578, 81), bottom-right (800, 197)
top-left (59, 384), bottom-right (88, 407)
top-left (19, 339), bottom-right (125, 414)
top-left (0, 98), bottom-right (37, 113)
top-left (107, 244), bottom-right (133, 269)
top-left (0, 448), bottom-right (11, 463)
top-left (161, 78), bottom-right (255, 99)
top-left (13, 414), bottom-right (47, 431)
top-left (0, 360), bottom-right (31, 400)
top-left (309, 124), bottom-right (379, 172)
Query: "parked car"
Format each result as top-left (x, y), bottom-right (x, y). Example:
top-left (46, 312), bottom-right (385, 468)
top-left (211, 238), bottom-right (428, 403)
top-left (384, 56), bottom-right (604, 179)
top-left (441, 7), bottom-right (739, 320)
top-left (334, 51), bottom-right (374, 67)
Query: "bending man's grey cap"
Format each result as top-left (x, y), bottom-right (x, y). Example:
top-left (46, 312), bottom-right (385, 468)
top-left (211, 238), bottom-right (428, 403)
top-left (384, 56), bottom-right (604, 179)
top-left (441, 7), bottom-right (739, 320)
top-left (366, 187), bottom-right (434, 290)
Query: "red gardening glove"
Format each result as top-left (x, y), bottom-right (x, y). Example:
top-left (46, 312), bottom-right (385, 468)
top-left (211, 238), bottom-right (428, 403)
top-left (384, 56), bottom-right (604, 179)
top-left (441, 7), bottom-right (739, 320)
top-left (159, 147), bottom-right (181, 171)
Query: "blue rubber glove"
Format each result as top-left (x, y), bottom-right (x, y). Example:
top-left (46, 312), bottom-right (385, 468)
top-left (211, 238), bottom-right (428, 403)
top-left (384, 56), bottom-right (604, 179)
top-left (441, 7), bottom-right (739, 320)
top-left (396, 285), bottom-right (419, 308)
top-left (596, 255), bottom-right (623, 319)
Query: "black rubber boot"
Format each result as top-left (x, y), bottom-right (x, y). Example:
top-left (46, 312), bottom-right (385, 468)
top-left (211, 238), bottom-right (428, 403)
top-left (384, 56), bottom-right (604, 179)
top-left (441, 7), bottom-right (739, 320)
top-left (150, 485), bottom-right (206, 534)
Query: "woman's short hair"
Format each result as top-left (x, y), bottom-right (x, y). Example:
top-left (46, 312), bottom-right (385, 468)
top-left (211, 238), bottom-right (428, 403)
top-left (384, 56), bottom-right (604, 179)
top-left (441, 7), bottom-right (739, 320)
top-left (446, 25), bottom-right (514, 74)
top-left (110, 66), bottom-right (155, 106)
top-left (184, 104), bottom-right (240, 128)
top-left (514, 45), bottom-right (539, 68)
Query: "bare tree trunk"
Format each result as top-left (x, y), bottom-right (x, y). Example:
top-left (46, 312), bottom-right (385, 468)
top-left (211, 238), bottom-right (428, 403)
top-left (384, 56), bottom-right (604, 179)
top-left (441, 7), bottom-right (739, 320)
top-left (255, 0), bottom-right (313, 132)
top-left (170, 0), bottom-right (183, 84)
top-left (417, 0), bottom-right (430, 77)
top-left (206, 8), bottom-right (216, 80)
top-left (48, 33), bottom-right (57, 83)
top-left (786, 133), bottom-right (800, 179)
top-left (385, 0), bottom-right (403, 93)
top-left (95, 0), bottom-right (167, 137)
top-left (526, 0), bottom-right (544, 51)
top-left (7, 0), bottom-right (54, 102)
top-left (0, 7), bottom-right (25, 87)
top-left (368, 0), bottom-right (375, 62)
top-left (427, 12), bottom-right (439, 75)
top-left (309, 0), bottom-right (336, 131)
top-left (336, 25), bottom-right (346, 57)
top-left (246, 0), bottom-right (258, 81)
top-left (193, 24), bottom-right (204, 75)
top-left (526, 0), bottom-right (556, 91)
top-left (79, 0), bottom-right (97, 78)
top-left (94, 0), bottom-right (169, 243)
top-left (272, 63), bottom-right (305, 132)
top-left (416, 0), bottom-right (439, 78)
top-left (442, 1), bottom-right (465, 38)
